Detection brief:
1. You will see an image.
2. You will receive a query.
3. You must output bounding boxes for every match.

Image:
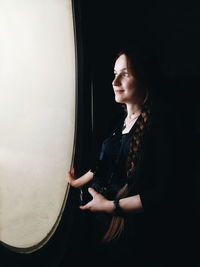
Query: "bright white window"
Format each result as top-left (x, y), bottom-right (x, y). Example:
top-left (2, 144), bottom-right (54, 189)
top-left (0, 0), bottom-right (75, 252)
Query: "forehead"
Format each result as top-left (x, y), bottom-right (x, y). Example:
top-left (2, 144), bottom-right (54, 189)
top-left (114, 54), bottom-right (129, 71)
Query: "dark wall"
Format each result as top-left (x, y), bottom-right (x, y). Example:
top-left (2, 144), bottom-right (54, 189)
top-left (73, 1), bottom-right (200, 266)
top-left (79, 1), bottom-right (200, 164)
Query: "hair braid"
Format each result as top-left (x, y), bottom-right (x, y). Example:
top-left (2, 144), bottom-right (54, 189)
top-left (102, 98), bottom-right (151, 242)
top-left (126, 102), bottom-right (151, 177)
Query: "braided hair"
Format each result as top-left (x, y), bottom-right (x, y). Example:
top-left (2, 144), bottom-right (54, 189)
top-left (102, 48), bottom-right (153, 242)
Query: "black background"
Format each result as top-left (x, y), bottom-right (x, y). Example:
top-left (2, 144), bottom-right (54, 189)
top-left (1, 1), bottom-right (200, 266)
top-left (75, 0), bottom-right (200, 176)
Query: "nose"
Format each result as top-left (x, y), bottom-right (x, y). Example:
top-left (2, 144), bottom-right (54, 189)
top-left (112, 75), bottom-right (121, 87)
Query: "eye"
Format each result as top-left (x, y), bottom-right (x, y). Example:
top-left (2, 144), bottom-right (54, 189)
top-left (122, 72), bottom-right (129, 77)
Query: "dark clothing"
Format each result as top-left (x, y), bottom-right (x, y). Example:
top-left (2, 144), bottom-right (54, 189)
top-left (84, 106), bottom-right (185, 266)
top-left (90, 107), bottom-right (177, 208)
top-left (90, 112), bottom-right (137, 200)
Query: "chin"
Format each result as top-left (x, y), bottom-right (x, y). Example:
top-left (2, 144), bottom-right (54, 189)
top-left (114, 96), bottom-right (126, 104)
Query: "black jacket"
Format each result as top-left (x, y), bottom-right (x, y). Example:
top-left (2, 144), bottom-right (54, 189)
top-left (86, 104), bottom-right (186, 264)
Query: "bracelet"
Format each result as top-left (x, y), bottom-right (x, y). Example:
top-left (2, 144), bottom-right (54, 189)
top-left (113, 199), bottom-right (122, 216)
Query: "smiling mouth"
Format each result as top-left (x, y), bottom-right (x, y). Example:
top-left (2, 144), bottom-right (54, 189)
top-left (115, 90), bottom-right (124, 94)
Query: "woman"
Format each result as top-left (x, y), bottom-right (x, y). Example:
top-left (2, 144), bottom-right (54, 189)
top-left (67, 48), bottom-right (180, 266)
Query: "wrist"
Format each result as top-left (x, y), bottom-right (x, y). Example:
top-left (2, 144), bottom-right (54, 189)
top-left (113, 199), bottom-right (123, 216)
top-left (104, 200), bottom-right (115, 214)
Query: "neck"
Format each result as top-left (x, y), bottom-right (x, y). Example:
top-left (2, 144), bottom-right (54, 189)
top-left (125, 103), bottom-right (142, 119)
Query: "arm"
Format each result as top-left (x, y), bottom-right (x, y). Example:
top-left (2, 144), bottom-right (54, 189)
top-left (80, 187), bottom-right (143, 214)
top-left (66, 168), bottom-right (94, 188)
top-left (80, 112), bottom-right (177, 214)
top-left (116, 194), bottom-right (143, 213)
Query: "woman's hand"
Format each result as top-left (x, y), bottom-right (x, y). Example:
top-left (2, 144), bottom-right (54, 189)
top-left (80, 187), bottom-right (114, 213)
top-left (66, 169), bottom-right (94, 188)
top-left (66, 168), bottom-right (79, 187)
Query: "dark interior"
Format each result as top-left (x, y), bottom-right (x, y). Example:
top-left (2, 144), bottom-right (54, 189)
top-left (1, 1), bottom-right (199, 266)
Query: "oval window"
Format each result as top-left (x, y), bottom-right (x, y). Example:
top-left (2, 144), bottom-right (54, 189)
top-left (0, 0), bottom-right (75, 252)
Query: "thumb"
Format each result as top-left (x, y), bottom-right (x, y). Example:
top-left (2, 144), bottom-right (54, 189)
top-left (71, 167), bottom-right (75, 175)
top-left (88, 187), bottom-right (98, 198)
top-left (79, 205), bottom-right (88, 210)
top-left (79, 202), bottom-right (91, 210)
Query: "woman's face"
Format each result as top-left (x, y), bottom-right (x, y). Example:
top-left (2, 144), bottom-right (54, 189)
top-left (112, 54), bottom-right (140, 104)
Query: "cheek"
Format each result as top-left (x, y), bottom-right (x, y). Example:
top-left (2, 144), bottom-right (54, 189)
top-left (124, 80), bottom-right (137, 95)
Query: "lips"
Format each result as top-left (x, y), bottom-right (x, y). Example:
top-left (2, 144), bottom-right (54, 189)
top-left (115, 90), bottom-right (124, 94)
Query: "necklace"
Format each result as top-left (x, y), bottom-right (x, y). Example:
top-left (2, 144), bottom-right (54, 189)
top-left (124, 112), bottom-right (141, 126)
top-left (122, 112), bottom-right (141, 131)
top-left (125, 115), bottom-right (139, 125)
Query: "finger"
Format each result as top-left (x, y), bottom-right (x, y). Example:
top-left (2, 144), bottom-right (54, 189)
top-left (66, 172), bottom-right (75, 185)
top-left (79, 203), bottom-right (91, 210)
top-left (67, 169), bottom-right (75, 179)
top-left (67, 170), bottom-right (72, 176)
top-left (66, 171), bottom-right (72, 180)
top-left (88, 187), bottom-right (98, 198)
top-left (71, 167), bottom-right (75, 175)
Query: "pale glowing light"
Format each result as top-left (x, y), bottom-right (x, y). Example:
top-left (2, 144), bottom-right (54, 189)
top-left (0, 0), bottom-right (75, 252)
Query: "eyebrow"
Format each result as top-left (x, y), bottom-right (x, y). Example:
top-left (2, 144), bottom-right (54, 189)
top-left (114, 68), bottom-right (128, 72)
